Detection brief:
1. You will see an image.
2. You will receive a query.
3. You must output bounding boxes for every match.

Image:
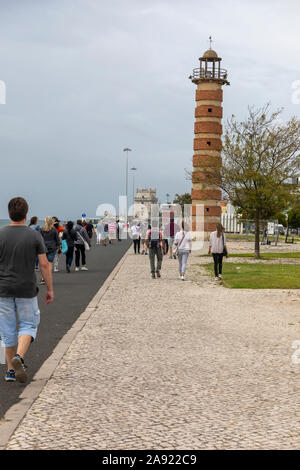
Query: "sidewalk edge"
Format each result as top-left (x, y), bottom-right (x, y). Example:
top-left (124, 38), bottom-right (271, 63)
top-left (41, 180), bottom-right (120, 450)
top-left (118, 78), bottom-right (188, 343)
top-left (0, 247), bottom-right (131, 450)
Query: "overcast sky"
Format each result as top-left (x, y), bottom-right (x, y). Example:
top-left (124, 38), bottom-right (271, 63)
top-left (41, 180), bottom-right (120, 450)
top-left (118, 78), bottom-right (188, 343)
top-left (0, 0), bottom-right (299, 219)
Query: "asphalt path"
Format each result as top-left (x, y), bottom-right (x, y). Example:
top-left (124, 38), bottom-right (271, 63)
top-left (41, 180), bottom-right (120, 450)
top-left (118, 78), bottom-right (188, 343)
top-left (0, 236), bottom-right (131, 418)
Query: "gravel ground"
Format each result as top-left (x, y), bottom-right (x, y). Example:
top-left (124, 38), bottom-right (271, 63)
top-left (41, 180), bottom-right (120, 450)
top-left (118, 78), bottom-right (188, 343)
top-left (5, 246), bottom-right (300, 450)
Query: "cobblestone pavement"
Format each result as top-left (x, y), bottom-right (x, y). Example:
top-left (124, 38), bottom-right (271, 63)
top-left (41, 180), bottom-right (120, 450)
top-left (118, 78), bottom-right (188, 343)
top-left (6, 248), bottom-right (300, 449)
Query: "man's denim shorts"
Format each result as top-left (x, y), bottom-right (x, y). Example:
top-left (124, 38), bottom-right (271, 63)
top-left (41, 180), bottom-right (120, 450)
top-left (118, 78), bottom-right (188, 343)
top-left (0, 297), bottom-right (40, 348)
top-left (169, 237), bottom-right (175, 247)
top-left (46, 251), bottom-right (56, 263)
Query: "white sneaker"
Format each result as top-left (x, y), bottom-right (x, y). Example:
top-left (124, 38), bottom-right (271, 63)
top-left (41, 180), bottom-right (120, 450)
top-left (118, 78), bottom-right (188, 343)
top-left (181, 275), bottom-right (185, 281)
top-left (81, 266), bottom-right (88, 271)
top-left (215, 276), bottom-right (219, 281)
top-left (54, 268), bottom-right (59, 272)
top-left (218, 274), bottom-right (223, 280)
top-left (75, 267), bottom-right (80, 272)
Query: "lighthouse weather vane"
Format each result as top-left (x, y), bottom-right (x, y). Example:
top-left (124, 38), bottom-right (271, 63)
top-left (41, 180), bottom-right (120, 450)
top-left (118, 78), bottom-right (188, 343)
top-left (209, 36), bottom-right (213, 49)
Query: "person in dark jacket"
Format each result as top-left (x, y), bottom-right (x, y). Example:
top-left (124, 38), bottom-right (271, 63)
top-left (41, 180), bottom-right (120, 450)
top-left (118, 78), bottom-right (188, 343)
top-left (40, 216), bottom-right (60, 285)
top-left (62, 221), bottom-right (77, 272)
top-left (74, 220), bottom-right (91, 271)
top-left (29, 216), bottom-right (40, 270)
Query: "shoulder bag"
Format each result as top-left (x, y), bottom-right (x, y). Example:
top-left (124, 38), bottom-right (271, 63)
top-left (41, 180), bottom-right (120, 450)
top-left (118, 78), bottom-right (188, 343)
top-left (77, 230), bottom-right (90, 251)
top-left (173, 232), bottom-right (186, 257)
top-left (222, 233), bottom-right (228, 258)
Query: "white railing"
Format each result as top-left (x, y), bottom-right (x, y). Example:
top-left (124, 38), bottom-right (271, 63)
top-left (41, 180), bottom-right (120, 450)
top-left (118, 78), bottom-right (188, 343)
top-left (221, 214), bottom-right (243, 233)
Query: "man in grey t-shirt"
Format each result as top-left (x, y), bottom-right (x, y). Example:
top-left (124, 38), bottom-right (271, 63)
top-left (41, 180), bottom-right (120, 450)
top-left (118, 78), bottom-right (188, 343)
top-left (0, 197), bottom-right (54, 383)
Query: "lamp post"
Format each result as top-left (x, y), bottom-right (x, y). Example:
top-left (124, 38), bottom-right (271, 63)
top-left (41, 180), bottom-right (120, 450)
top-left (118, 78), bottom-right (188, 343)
top-left (123, 148), bottom-right (132, 216)
top-left (131, 167), bottom-right (137, 213)
top-left (166, 193), bottom-right (170, 204)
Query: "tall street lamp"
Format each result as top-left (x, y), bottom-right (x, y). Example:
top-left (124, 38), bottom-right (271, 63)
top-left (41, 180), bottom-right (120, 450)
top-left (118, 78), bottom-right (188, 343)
top-left (123, 148), bottom-right (132, 215)
top-left (131, 167), bottom-right (137, 211)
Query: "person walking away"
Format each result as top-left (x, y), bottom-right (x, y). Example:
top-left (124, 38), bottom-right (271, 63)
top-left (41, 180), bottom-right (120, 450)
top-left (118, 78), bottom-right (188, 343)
top-left (208, 223), bottom-right (227, 281)
top-left (28, 216), bottom-right (40, 232)
top-left (174, 221), bottom-right (192, 280)
top-left (85, 220), bottom-right (95, 241)
top-left (40, 217), bottom-right (60, 285)
top-left (96, 219), bottom-right (104, 245)
top-left (74, 220), bottom-right (91, 271)
top-left (164, 215), bottom-right (180, 259)
top-left (29, 216), bottom-right (40, 271)
top-left (140, 221), bottom-right (148, 255)
top-left (131, 222), bottom-right (141, 254)
top-left (102, 220), bottom-right (109, 246)
top-left (146, 221), bottom-right (166, 278)
top-left (0, 197), bottom-right (54, 383)
top-left (116, 220), bottom-right (122, 241)
top-left (108, 220), bottom-right (116, 245)
top-left (62, 221), bottom-right (77, 272)
top-left (52, 217), bottom-right (64, 272)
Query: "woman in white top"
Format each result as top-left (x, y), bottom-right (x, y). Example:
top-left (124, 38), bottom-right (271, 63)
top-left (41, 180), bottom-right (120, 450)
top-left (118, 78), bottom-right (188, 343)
top-left (174, 221), bottom-right (192, 280)
top-left (208, 223), bottom-right (227, 281)
top-left (131, 222), bottom-right (141, 254)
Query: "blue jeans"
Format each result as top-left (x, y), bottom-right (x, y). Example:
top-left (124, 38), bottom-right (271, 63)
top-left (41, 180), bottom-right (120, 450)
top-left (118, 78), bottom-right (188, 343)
top-left (0, 297), bottom-right (40, 347)
top-left (66, 247), bottom-right (74, 267)
top-left (178, 250), bottom-right (190, 274)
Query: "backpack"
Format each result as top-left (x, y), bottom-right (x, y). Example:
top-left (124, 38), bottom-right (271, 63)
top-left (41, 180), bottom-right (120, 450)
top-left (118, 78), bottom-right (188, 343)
top-left (148, 228), bottom-right (161, 249)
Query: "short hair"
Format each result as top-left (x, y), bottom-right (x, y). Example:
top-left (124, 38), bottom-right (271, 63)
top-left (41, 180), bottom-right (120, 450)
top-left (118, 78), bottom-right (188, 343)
top-left (77, 219), bottom-right (82, 226)
top-left (8, 197), bottom-right (28, 222)
top-left (66, 221), bottom-right (73, 231)
top-left (29, 216), bottom-right (38, 226)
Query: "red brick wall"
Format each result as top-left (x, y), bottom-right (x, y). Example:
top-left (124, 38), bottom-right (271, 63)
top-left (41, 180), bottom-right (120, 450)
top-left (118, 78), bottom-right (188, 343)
top-left (192, 205), bottom-right (221, 216)
top-left (196, 89), bottom-right (223, 101)
top-left (194, 121), bottom-right (222, 134)
top-left (192, 221), bottom-right (219, 232)
top-left (192, 171), bottom-right (220, 183)
top-left (192, 189), bottom-right (222, 200)
top-left (195, 105), bottom-right (223, 118)
top-left (194, 138), bottom-right (222, 151)
top-left (193, 155), bottom-right (222, 167)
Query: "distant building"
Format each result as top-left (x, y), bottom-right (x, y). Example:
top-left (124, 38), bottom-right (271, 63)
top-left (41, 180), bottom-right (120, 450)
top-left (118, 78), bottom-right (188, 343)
top-left (220, 201), bottom-right (236, 216)
top-left (134, 188), bottom-right (158, 219)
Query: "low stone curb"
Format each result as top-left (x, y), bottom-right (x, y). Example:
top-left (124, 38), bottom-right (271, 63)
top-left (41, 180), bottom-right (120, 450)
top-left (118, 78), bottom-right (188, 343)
top-left (0, 247), bottom-right (131, 450)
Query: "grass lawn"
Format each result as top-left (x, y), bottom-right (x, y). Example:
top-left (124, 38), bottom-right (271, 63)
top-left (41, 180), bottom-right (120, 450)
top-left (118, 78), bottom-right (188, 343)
top-left (199, 252), bottom-right (300, 259)
top-left (203, 263), bottom-right (300, 288)
top-left (225, 234), bottom-right (300, 242)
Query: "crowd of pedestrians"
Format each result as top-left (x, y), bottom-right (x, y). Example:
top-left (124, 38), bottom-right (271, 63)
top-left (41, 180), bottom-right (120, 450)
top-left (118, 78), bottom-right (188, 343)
top-left (0, 197), bottom-right (228, 385)
top-left (130, 217), bottom-right (228, 281)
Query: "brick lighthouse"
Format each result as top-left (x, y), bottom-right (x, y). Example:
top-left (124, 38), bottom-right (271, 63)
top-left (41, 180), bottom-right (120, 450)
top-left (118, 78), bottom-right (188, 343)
top-left (189, 40), bottom-right (229, 237)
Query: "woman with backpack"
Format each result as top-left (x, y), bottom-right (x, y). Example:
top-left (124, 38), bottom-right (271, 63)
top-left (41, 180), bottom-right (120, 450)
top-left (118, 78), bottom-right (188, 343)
top-left (208, 223), bottom-right (228, 281)
top-left (40, 216), bottom-right (60, 285)
top-left (62, 221), bottom-right (78, 272)
top-left (174, 221), bottom-right (192, 281)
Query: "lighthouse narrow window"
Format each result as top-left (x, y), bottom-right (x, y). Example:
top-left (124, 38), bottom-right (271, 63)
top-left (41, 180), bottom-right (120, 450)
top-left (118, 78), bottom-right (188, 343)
top-left (207, 141), bottom-right (211, 146)
top-left (208, 108), bottom-right (212, 112)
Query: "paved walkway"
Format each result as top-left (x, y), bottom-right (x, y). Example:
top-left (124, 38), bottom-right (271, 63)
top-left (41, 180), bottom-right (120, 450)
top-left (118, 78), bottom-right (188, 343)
top-left (4, 248), bottom-right (300, 449)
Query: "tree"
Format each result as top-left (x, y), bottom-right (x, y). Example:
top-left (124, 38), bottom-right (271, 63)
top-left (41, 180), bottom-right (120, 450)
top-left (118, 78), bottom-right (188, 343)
top-left (222, 105), bottom-right (300, 257)
top-left (190, 104), bottom-right (300, 258)
top-left (173, 192), bottom-right (192, 210)
top-left (288, 209), bottom-right (300, 229)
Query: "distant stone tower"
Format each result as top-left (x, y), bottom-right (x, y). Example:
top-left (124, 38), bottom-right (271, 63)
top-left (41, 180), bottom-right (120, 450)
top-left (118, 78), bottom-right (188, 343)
top-left (189, 42), bottom-right (229, 237)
